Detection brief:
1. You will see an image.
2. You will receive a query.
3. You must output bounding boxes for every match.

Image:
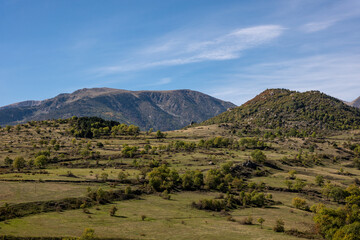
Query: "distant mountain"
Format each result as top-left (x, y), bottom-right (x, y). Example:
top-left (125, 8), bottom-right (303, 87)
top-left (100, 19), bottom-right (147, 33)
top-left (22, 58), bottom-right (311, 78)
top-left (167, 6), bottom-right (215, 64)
top-left (346, 96), bottom-right (360, 108)
top-left (200, 89), bottom-right (360, 132)
top-left (0, 88), bottom-right (235, 131)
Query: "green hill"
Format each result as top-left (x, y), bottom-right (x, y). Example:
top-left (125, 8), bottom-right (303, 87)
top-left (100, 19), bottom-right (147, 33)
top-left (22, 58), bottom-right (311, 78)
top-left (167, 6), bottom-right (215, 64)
top-left (200, 89), bottom-right (360, 133)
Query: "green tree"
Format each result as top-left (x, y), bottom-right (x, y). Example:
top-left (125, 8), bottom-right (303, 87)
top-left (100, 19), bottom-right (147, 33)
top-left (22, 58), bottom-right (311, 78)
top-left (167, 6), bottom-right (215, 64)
top-left (118, 172), bottom-right (127, 181)
top-left (100, 172), bottom-right (109, 182)
top-left (110, 205), bottom-right (118, 216)
top-left (316, 175), bottom-right (325, 186)
top-left (156, 130), bottom-right (165, 139)
top-left (4, 156), bottom-right (13, 166)
top-left (13, 156), bottom-right (26, 171)
top-left (34, 155), bottom-right (48, 168)
top-left (258, 217), bottom-right (265, 229)
top-left (80, 228), bottom-right (95, 240)
top-left (288, 170), bottom-right (297, 179)
top-left (292, 197), bottom-right (308, 210)
top-left (273, 219), bottom-right (285, 232)
top-left (251, 150), bottom-right (266, 163)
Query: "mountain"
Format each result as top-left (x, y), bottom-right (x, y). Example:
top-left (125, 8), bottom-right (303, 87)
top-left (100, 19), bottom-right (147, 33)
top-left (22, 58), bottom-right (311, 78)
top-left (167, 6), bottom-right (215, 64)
top-left (0, 88), bottom-right (235, 130)
top-left (200, 89), bottom-right (360, 132)
top-left (346, 96), bottom-right (360, 108)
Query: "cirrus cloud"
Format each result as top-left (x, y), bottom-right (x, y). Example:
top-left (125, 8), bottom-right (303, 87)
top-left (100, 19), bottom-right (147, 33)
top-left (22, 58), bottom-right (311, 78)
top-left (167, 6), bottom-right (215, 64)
top-left (94, 25), bottom-right (285, 76)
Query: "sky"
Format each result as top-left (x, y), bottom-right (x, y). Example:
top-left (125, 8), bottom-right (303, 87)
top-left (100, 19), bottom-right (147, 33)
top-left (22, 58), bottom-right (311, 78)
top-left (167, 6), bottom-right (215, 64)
top-left (1, 0), bottom-right (360, 106)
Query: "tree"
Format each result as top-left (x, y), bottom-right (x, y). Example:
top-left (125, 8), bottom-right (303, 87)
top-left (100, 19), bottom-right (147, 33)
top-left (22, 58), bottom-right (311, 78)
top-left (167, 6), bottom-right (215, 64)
top-left (53, 144), bottom-right (60, 151)
top-left (156, 130), bottom-right (165, 139)
top-left (147, 165), bottom-right (179, 191)
top-left (293, 178), bottom-right (306, 191)
top-left (288, 170), bottom-right (297, 179)
top-left (4, 156), bottom-right (13, 167)
top-left (273, 219), bottom-right (285, 232)
top-left (316, 175), bottom-right (325, 186)
top-left (110, 206), bottom-right (118, 216)
top-left (34, 155), bottom-right (48, 168)
top-left (13, 156), bottom-right (26, 171)
top-left (100, 172), bottom-right (108, 182)
top-left (292, 197), bottom-right (308, 210)
top-left (251, 150), bottom-right (266, 163)
top-left (118, 172), bottom-right (127, 181)
top-left (80, 228), bottom-right (95, 240)
top-left (333, 222), bottom-right (360, 240)
top-left (258, 217), bottom-right (265, 229)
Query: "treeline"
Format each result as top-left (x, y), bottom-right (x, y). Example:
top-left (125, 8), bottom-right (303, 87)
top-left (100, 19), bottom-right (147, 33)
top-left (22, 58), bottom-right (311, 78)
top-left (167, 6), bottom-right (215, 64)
top-left (192, 191), bottom-right (273, 211)
top-left (68, 117), bottom-right (140, 138)
top-left (146, 162), bottom-right (265, 193)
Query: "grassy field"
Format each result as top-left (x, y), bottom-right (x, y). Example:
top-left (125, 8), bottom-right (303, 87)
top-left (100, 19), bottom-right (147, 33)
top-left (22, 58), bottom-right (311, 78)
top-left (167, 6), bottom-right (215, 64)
top-left (0, 192), bottom-right (308, 240)
top-left (1, 120), bottom-right (360, 239)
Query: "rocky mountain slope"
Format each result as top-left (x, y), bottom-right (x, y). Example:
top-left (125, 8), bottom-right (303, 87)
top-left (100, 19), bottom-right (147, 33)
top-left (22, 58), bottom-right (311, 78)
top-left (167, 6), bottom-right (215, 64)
top-left (346, 96), bottom-right (360, 108)
top-left (200, 89), bottom-right (360, 132)
top-left (0, 88), bottom-right (235, 130)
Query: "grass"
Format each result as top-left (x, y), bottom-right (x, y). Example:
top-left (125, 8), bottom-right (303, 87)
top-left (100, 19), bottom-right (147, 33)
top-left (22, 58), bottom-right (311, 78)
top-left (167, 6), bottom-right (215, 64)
top-left (0, 121), bottom-right (360, 239)
top-left (0, 192), bottom-right (307, 240)
top-left (0, 181), bottom-right (103, 206)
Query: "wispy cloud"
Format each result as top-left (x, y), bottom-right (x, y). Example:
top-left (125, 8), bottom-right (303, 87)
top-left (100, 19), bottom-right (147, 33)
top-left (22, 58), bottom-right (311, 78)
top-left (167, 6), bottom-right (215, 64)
top-left (207, 54), bottom-right (360, 104)
top-left (300, 0), bottom-right (360, 33)
top-left (301, 20), bottom-right (337, 33)
top-left (93, 25), bottom-right (285, 76)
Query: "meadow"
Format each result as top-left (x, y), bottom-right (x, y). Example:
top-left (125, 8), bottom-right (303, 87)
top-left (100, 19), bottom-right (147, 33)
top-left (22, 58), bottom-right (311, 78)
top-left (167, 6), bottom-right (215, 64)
top-left (0, 118), bottom-right (360, 239)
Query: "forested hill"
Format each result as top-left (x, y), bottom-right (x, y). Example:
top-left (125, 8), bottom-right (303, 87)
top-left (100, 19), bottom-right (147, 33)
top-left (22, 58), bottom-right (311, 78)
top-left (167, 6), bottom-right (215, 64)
top-left (0, 88), bottom-right (235, 131)
top-left (200, 89), bottom-right (360, 132)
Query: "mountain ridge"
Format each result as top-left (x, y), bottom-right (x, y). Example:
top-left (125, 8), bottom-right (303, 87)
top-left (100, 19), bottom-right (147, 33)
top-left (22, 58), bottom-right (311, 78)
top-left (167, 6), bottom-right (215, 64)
top-left (0, 88), bottom-right (235, 130)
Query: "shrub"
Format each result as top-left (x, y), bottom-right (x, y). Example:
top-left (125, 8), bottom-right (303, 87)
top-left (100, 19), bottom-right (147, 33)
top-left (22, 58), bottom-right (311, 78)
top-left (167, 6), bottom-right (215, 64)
top-left (315, 175), bottom-right (325, 186)
top-left (251, 150), bottom-right (266, 163)
top-left (273, 219), bottom-right (285, 232)
top-left (292, 197), bottom-right (308, 210)
top-left (258, 217), bottom-right (265, 228)
top-left (80, 228), bottom-right (95, 240)
top-left (110, 206), bottom-right (118, 216)
top-left (241, 216), bottom-right (253, 225)
top-left (34, 155), bottom-right (48, 168)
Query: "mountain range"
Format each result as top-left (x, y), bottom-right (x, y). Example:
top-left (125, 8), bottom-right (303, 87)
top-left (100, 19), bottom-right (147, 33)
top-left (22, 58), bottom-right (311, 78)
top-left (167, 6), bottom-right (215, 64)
top-left (0, 88), bottom-right (235, 130)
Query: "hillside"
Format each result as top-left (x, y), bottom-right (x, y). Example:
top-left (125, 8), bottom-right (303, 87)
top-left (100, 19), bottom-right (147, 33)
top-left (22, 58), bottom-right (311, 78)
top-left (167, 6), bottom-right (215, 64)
top-left (0, 88), bottom-right (235, 130)
top-left (200, 89), bottom-right (360, 132)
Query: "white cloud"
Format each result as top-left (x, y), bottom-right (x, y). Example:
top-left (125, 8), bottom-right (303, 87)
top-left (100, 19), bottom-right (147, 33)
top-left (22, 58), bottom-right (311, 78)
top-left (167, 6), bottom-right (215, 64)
top-left (301, 20), bottom-right (337, 33)
top-left (300, 0), bottom-right (360, 33)
top-left (93, 25), bottom-right (285, 76)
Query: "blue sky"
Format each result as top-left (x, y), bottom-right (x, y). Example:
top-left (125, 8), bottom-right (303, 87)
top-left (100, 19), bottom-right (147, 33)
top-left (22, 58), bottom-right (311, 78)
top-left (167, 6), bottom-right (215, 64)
top-left (1, 0), bottom-right (360, 106)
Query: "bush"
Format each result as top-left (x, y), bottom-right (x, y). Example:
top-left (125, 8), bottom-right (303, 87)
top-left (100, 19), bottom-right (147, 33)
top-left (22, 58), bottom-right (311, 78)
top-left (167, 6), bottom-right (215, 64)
top-left (34, 155), bottom-right (48, 168)
top-left (251, 150), bottom-right (266, 163)
top-left (273, 219), bottom-right (285, 232)
top-left (80, 228), bottom-right (96, 240)
top-left (315, 175), bottom-right (325, 186)
top-left (110, 205), bottom-right (118, 216)
top-left (241, 216), bottom-right (253, 225)
top-left (292, 197), bottom-right (308, 210)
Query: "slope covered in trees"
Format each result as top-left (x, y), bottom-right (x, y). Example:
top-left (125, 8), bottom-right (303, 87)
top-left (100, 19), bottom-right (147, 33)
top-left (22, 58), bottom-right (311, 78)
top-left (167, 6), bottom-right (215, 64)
top-left (200, 89), bottom-right (360, 133)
